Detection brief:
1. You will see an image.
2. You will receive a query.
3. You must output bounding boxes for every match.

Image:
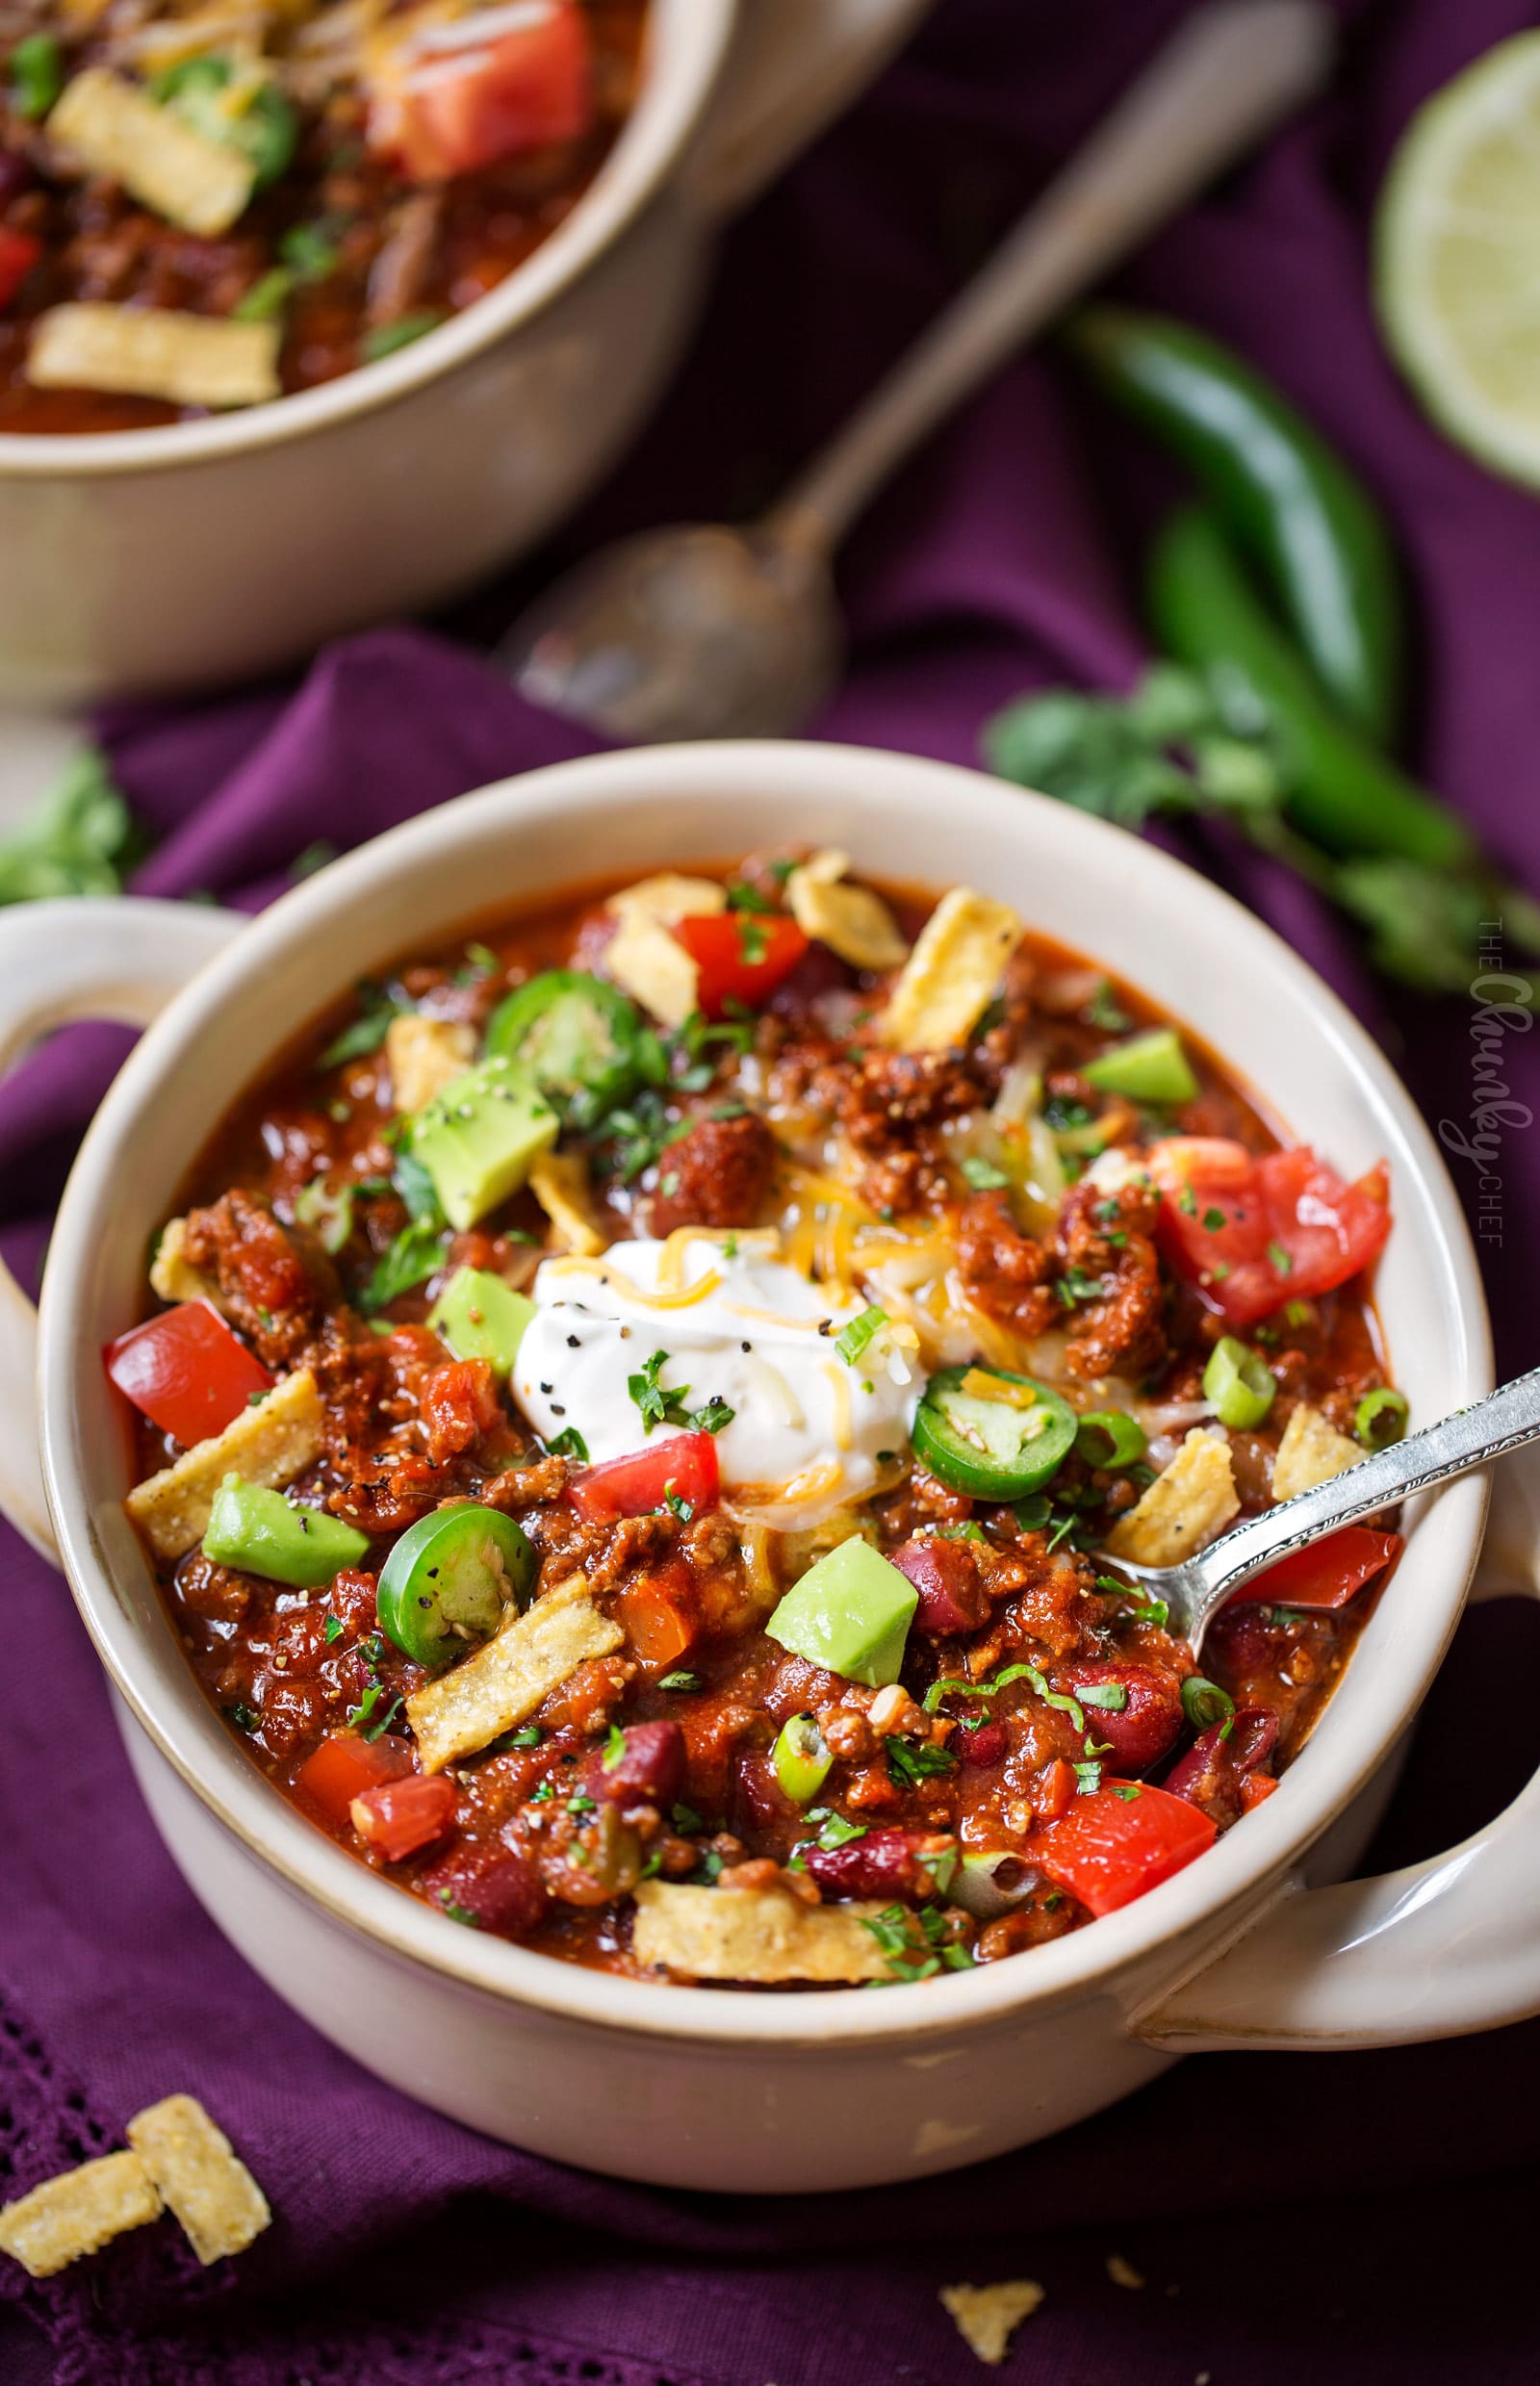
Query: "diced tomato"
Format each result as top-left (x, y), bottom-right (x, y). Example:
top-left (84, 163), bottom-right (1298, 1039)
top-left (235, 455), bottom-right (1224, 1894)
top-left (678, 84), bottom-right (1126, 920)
top-left (0, 226), bottom-right (39, 311)
top-left (1150, 1137), bottom-right (1391, 1325)
top-left (105, 1298), bottom-right (274, 1448)
top-left (350, 1774), bottom-right (457, 1861)
top-left (613, 1555), bottom-right (698, 1668)
top-left (1024, 1779), bottom-right (1217, 1916)
top-left (369, 0), bottom-right (594, 182)
top-left (420, 1358), bottom-right (500, 1463)
top-left (1236, 1526), bottom-right (1401, 1611)
top-left (294, 1732), bottom-right (414, 1830)
top-left (672, 912), bottom-right (809, 1020)
top-left (568, 1430), bottom-right (720, 1522)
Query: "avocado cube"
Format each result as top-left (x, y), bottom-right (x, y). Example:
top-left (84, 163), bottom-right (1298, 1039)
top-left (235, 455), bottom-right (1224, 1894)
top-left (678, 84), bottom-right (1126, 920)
top-left (203, 1475), bottom-right (369, 1589)
top-left (409, 1056), bottom-right (559, 1232)
top-left (765, 1537), bottom-right (918, 1687)
top-left (428, 1266), bottom-right (537, 1377)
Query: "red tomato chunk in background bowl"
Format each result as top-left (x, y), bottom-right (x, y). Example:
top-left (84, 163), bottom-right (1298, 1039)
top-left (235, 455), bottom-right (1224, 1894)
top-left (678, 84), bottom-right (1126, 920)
top-left (111, 852), bottom-right (1406, 1989)
top-left (0, 0), bottom-right (648, 432)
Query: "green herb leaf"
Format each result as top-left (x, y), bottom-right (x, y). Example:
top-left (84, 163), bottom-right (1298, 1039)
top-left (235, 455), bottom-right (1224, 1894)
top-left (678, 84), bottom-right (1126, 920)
top-left (320, 980), bottom-right (407, 1068)
top-left (0, 746), bottom-right (143, 907)
top-left (548, 1425), bottom-right (589, 1462)
top-left (11, 33), bottom-right (63, 119)
top-left (834, 1304), bottom-right (888, 1365)
top-left (657, 1670), bottom-right (703, 1693)
top-left (360, 1218), bottom-right (447, 1314)
top-left (884, 1736), bottom-right (959, 1788)
top-left (960, 1154), bottom-right (1012, 1191)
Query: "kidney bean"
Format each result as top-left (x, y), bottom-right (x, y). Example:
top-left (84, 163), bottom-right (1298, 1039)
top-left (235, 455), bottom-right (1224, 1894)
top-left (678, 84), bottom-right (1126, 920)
top-left (767, 941), bottom-right (854, 1018)
top-left (422, 1844), bottom-right (547, 1937)
top-left (1064, 1660), bottom-right (1184, 1773)
top-left (734, 1750), bottom-right (801, 1836)
top-left (890, 1537), bottom-right (988, 1635)
top-left (584, 1719), bottom-right (685, 1809)
top-left (955, 1720), bottom-right (1008, 1769)
top-left (803, 1827), bottom-right (924, 1902)
top-left (1164, 1706), bottom-right (1279, 1828)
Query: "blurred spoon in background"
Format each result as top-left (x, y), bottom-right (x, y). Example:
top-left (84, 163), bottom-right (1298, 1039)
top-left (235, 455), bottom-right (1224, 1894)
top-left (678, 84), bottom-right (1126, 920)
top-left (500, 1), bottom-right (1333, 744)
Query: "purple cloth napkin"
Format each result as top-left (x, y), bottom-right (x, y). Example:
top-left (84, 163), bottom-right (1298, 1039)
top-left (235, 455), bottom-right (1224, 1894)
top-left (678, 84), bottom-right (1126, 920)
top-left (6, 2), bottom-right (1540, 2379)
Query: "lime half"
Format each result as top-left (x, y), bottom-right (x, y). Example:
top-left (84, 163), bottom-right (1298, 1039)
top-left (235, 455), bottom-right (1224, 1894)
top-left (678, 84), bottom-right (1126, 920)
top-left (1377, 33), bottom-right (1540, 487)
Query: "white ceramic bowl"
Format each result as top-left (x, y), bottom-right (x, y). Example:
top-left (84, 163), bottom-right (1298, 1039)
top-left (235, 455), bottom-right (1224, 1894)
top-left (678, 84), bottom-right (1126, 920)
top-left (0, 0), bottom-right (928, 707)
top-left (4, 740), bottom-right (1539, 2194)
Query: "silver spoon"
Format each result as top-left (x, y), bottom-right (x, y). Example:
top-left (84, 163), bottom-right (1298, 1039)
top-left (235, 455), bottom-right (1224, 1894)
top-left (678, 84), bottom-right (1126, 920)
top-left (1110, 1369), bottom-right (1540, 1657)
top-left (501, 0), bottom-right (1334, 742)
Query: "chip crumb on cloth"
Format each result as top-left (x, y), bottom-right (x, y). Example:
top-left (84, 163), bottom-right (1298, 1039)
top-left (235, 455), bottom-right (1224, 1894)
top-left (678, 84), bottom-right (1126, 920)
top-left (939, 2279), bottom-right (1046, 2365)
top-left (126, 2093), bottom-right (270, 2266)
top-left (0, 2151), bottom-right (162, 2279)
top-left (0, 2095), bottom-right (269, 2277)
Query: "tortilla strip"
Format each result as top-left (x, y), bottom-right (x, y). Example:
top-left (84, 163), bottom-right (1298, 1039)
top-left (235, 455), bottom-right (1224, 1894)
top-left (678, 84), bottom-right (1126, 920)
top-left (125, 1370), bottom-right (324, 1560)
top-left (406, 1577), bottom-right (623, 1773)
top-left (786, 850), bottom-right (909, 971)
top-left (385, 1014), bottom-right (475, 1115)
top-left (1104, 1428), bottom-right (1240, 1567)
top-left (148, 1215), bottom-right (218, 1305)
top-left (0, 2150), bottom-right (162, 2278)
top-left (880, 887), bottom-right (1021, 1053)
top-left (48, 69), bottom-right (256, 236)
top-left (28, 304), bottom-right (281, 409)
top-left (1272, 1403), bottom-right (1364, 1503)
top-left (528, 1149), bottom-right (604, 1255)
top-left (631, 1880), bottom-right (892, 1984)
top-left (126, 2095), bottom-right (270, 2267)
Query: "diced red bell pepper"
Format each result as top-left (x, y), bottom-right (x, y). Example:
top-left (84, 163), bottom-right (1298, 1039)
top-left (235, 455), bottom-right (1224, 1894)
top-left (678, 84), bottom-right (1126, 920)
top-left (1150, 1137), bottom-right (1391, 1326)
top-left (369, 0), bottom-right (594, 182)
top-left (0, 226), bottom-right (39, 311)
top-left (420, 1358), bottom-right (500, 1463)
top-left (1024, 1779), bottom-right (1217, 1916)
top-left (613, 1555), bottom-right (698, 1669)
top-left (294, 1732), bottom-right (414, 1830)
top-left (1237, 1525), bottom-right (1401, 1611)
top-left (568, 1430), bottom-right (720, 1522)
top-left (105, 1298), bottom-right (274, 1448)
top-left (672, 912), bottom-right (808, 1019)
top-left (350, 1773), bottom-right (457, 1861)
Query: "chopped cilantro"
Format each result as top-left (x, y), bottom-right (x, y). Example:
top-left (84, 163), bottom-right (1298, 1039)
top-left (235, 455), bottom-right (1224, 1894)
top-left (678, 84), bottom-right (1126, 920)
top-left (1268, 1239), bottom-right (1295, 1276)
top-left (1202, 1206), bottom-right (1227, 1232)
top-left (548, 1426), bottom-right (589, 1462)
top-left (602, 1724), bottom-right (628, 1770)
top-left (960, 1155), bottom-right (1012, 1191)
top-left (437, 1891), bottom-right (480, 1927)
top-left (884, 1736), bottom-right (959, 1787)
top-left (323, 1613), bottom-right (344, 1644)
top-left (657, 1670), bottom-right (702, 1693)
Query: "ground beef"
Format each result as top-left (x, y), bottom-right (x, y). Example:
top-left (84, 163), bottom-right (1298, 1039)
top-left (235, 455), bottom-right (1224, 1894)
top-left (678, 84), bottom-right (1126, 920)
top-left (956, 1191), bottom-right (1058, 1339)
top-left (182, 1189), bottom-right (327, 1369)
top-left (646, 1113), bottom-right (779, 1236)
top-left (1056, 1178), bottom-right (1168, 1383)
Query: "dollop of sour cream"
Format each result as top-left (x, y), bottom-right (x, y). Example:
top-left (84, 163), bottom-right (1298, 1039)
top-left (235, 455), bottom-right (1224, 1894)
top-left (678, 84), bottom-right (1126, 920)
top-left (513, 1236), bottom-right (920, 1522)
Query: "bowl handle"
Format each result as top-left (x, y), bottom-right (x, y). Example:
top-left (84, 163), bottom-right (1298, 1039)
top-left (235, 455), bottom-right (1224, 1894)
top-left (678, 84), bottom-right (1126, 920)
top-left (0, 896), bottom-right (243, 1565)
top-left (1133, 1450), bottom-right (1540, 2049)
top-left (682, 0), bottom-right (932, 218)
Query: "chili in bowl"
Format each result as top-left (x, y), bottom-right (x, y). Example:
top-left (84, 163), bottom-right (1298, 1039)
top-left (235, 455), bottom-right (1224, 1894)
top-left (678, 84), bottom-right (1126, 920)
top-left (110, 848), bottom-right (1406, 1988)
top-left (1, 743), bottom-right (1494, 2190)
top-left (0, 1), bottom-right (649, 431)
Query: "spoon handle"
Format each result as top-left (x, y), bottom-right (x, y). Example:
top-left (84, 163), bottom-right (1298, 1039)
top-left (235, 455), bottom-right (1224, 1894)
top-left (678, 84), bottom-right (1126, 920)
top-left (766, 2), bottom-right (1333, 554)
top-left (1183, 1368), bottom-right (1540, 1637)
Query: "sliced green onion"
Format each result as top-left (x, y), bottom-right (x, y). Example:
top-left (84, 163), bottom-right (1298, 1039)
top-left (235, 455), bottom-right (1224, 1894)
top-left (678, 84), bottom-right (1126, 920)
top-left (1354, 1387), bottom-right (1408, 1449)
top-left (232, 268), bottom-right (294, 323)
top-left (771, 1713), bottom-right (833, 1806)
top-left (834, 1305), bottom-right (888, 1366)
top-left (12, 34), bottom-right (63, 120)
top-left (1202, 1335), bottom-right (1276, 1429)
top-left (294, 1175), bottom-right (355, 1255)
top-left (1074, 1409), bottom-right (1147, 1469)
top-left (1181, 1676), bottom-right (1235, 1734)
top-left (362, 311), bottom-right (446, 363)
